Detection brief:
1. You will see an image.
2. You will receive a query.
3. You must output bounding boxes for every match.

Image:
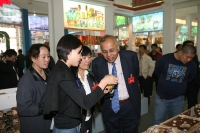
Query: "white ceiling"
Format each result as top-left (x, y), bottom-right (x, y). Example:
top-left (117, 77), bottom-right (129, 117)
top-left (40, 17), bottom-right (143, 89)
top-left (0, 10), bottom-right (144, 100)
top-left (12, 0), bottom-right (48, 15)
top-left (176, 6), bottom-right (197, 21)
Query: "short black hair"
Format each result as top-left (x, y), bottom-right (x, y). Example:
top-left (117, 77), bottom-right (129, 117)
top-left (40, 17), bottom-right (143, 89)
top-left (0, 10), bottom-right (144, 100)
top-left (151, 43), bottom-right (158, 48)
top-left (18, 49), bottom-right (22, 54)
top-left (28, 44), bottom-right (50, 59)
top-left (139, 45), bottom-right (147, 50)
top-left (183, 40), bottom-right (194, 46)
top-left (176, 44), bottom-right (182, 49)
top-left (182, 45), bottom-right (196, 55)
top-left (82, 46), bottom-right (91, 56)
top-left (4, 49), bottom-right (17, 57)
top-left (57, 34), bottom-right (82, 62)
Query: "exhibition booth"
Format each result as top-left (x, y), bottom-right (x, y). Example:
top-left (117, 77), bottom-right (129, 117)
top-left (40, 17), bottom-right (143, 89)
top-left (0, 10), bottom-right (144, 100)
top-left (0, 4), bottom-right (22, 53)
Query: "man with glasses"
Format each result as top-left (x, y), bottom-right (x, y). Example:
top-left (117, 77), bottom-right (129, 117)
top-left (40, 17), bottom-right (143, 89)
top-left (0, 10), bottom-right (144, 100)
top-left (92, 35), bottom-right (141, 133)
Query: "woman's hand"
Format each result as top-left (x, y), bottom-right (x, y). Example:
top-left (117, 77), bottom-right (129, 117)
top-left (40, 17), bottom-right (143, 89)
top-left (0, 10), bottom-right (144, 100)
top-left (98, 75), bottom-right (118, 93)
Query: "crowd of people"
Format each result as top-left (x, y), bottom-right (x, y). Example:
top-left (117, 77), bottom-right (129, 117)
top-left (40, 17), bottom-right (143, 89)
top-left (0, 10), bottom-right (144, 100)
top-left (0, 35), bottom-right (199, 133)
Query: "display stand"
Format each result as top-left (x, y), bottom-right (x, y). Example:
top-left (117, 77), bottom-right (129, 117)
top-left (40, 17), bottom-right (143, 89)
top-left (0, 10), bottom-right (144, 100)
top-left (0, 87), bottom-right (17, 113)
top-left (0, 88), bottom-right (148, 133)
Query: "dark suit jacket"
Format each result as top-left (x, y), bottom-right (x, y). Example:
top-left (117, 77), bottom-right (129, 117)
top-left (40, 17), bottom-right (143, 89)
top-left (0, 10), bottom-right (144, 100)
top-left (78, 72), bottom-right (97, 120)
top-left (48, 56), bottom-right (55, 71)
top-left (187, 55), bottom-right (200, 88)
top-left (92, 50), bottom-right (141, 118)
top-left (0, 60), bottom-right (18, 89)
top-left (78, 72), bottom-right (97, 133)
top-left (16, 54), bottom-right (25, 69)
top-left (17, 67), bottom-right (51, 133)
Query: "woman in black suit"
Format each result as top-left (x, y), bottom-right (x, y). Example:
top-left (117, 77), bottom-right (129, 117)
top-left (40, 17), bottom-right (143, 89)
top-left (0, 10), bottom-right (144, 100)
top-left (43, 35), bottom-right (118, 133)
top-left (17, 44), bottom-right (51, 133)
top-left (73, 46), bottom-right (98, 133)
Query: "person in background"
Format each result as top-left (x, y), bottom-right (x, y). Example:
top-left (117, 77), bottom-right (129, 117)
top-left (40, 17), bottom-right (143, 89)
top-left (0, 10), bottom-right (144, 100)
top-left (92, 35), bottom-right (141, 133)
top-left (0, 49), bottom-right (18, 89)
top-left (16, 49), bottom-right (25, 78)
top-left (156, 47), bottom-right (162, 54)
top-left (175, 44), bottom-right (182, 52)
top-left (71, 45), bottom-right (98, 133)
top-left (0, 50), bottom-right (4, 60)
top-left (138, 45), bottom-right (155, 105)
top-left (48, 56), bottom-right (55, 71)
top-left (148, 43), bottom-right (162, 95)
top-left (43, 35), bottom-right (118, 133)
top-left (46, 46), bottom-right (55, 71)
top-left (16, 44), bottom-right (51, 133)
top-left (152, 45), bottom-right (196, 125)
top-left (25, 50), bottom-right (31, 70)
top-left (183, 40), bottom-right (200, 109)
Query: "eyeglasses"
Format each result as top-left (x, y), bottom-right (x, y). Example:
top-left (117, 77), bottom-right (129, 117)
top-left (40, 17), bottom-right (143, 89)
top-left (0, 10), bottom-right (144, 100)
top-left (102, 48), bottom-right (117, 55)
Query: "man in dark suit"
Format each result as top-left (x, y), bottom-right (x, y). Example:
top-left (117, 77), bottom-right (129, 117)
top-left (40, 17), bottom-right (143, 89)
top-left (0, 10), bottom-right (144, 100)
top-left (16, 49), bottom-right (25, 78)
top-left (0, 49), bottom-right (19, 89)
top-left (92, 35), bottom-right (141, 133)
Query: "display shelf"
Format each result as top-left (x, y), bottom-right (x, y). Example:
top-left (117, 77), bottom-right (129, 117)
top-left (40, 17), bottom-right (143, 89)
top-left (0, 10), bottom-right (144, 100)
top-left (0, 87), bottom-right (17, 113)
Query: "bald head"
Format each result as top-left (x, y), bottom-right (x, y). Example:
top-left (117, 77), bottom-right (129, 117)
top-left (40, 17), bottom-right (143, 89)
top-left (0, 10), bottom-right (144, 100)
top-left (182, 45), bottom-right (196, 55)
top-left (100, 35), bottom-right (119, 48)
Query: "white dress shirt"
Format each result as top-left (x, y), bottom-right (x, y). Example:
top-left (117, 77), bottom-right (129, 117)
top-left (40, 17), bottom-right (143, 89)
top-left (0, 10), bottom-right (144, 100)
top-left (137, 54), bottom-right (155, 79)
top-left (108, 54), bottom-right (129, 100)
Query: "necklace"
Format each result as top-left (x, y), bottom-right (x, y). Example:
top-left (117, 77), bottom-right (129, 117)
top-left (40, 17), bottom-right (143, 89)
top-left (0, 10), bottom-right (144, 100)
top-left (40, 70), bottom-right (44, 77)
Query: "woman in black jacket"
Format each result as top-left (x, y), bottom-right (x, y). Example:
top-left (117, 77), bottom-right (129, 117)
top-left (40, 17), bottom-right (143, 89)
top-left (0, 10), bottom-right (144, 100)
top-left (72, 46), bottom-right (99, 133)
top-left (43, 35), bottom-right (118, 133)
top-left (16, 44), bottom-right (51, 133)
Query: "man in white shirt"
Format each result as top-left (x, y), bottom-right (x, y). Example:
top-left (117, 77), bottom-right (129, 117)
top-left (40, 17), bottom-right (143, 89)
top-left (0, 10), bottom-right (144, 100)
top-left (92, 35), bottom-right (141, 133)
top-left (138, 45), bottom-right (155, 105)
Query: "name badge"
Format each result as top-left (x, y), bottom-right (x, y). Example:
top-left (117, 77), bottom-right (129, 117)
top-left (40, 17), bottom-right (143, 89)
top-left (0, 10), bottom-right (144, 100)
top-left (128, 77), bottom-right (134, 84)
top-left (92, 84), bottom-right (99, 90)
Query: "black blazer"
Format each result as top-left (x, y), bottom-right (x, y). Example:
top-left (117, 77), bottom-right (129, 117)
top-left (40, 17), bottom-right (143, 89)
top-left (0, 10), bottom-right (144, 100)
top-left (16, 54), bottom-right (25, 69)
top-left (92, 50), bottom-right (141, 118)
top-left (43, 60), bottom-right (105, 129)
top-left (0, 60), bottom-right (18, 89)
top-left (16, 67), bottom-right (51, 133)
top-left (78, 72), bottom-right (97, 119)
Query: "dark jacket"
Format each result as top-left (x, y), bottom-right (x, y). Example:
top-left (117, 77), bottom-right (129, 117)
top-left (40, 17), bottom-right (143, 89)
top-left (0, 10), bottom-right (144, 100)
top-left (16, 67), bottom-right (51, 133)
top-left (16, 54), bottom-right (25, 69)
top-left (79, 72), bottom-right (97, 133)
top-left (25, 54), bottom-right (31, 69)
top-left (187, 55), bottom-right (200, 88)
top-left (43, 60), bottom-right (104, 129)
top-left (148, 51), bottom-right (162, 62)
top-left (48, 56), bottom-right (55, 71)
top-left (92, 50), bottom-right (141, 118)
top-left (0, 60), bottom-right (18, 89)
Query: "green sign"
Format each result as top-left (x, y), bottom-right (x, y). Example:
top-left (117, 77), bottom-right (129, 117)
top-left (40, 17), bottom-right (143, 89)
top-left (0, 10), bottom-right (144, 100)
top-left (116, 16), bottom-right (126, 26)
top-left (132, 0), bottom-right (163, 7)
top-left (192, 26), bottom-right (198, 34)
top-left (179, 25), bottom-right (188, 35)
